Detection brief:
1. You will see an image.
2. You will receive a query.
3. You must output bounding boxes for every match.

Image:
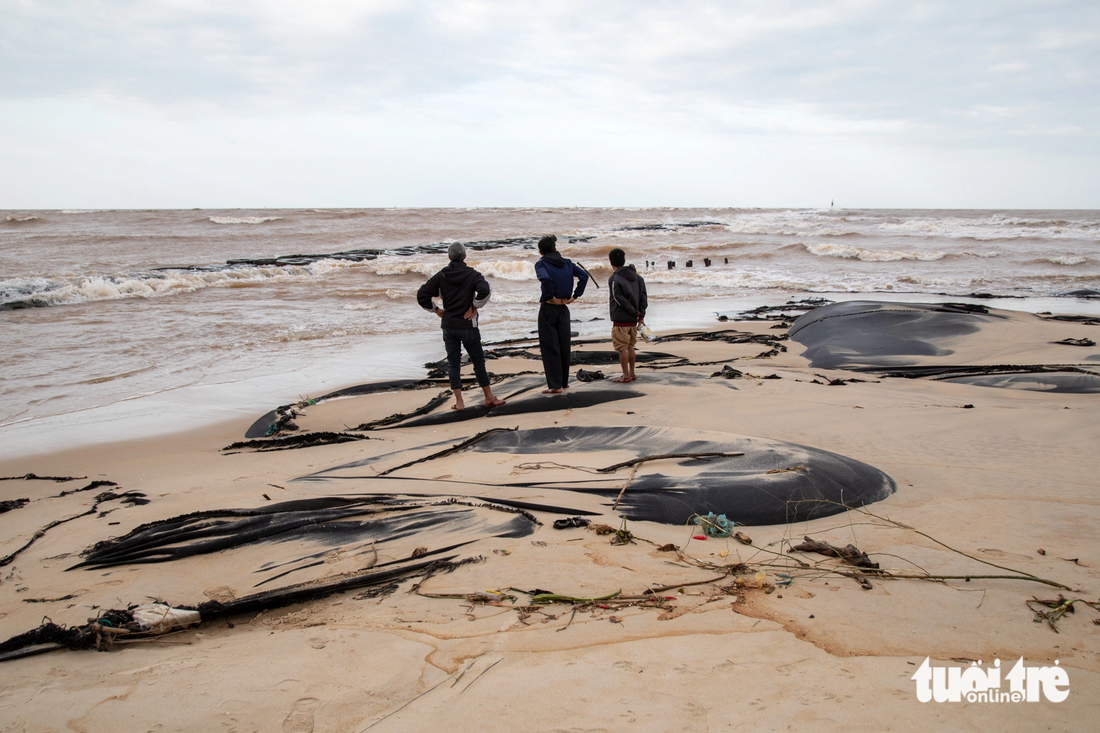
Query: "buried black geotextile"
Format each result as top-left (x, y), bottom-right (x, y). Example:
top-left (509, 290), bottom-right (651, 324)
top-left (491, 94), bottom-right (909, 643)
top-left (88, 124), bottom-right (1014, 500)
top-left (788, 300), bottom-right (1003, 369)
top-left (789, 301), bottom-right (1100, 392)
top-left (308, 425), bottom-right (897, 526)
top-left (467, 426), bottom-right (896, 525)
top-left (423, 347), bottom-right (684, 378)
top-left (236, 377), bottom-right (646, 447)
top-left (942, 371), bottom-right (1100, 393)
top-left (244, 379), bottom-right (438, 439)
top-left (70, 496), bottom-right (537, 585)
top-left (393, 385), bottom-right (645, 428)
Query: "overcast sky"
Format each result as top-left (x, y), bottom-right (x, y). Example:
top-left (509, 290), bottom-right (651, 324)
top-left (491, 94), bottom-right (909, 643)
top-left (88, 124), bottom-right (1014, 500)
top-left (2, 0), bottom-right (1098, 209)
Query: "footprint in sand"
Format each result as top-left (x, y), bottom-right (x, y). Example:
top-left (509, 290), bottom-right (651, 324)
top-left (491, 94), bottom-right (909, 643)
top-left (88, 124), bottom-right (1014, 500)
top-left (282, 697), bottom-right (321, 733)
top-left (977, 548), bottom-right (1031, 562)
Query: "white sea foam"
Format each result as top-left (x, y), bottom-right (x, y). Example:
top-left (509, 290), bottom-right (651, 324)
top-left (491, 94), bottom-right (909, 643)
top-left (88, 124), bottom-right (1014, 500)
top-left (635, 262), bottom-right (984, 295)
top-left (308, 258), bottom-right (355, 275)
top-left (642, 268), bottom-right (811, 291)
top-left (879, 214), bottom-right (1100, 241)
top-left (4, 215), bottom-right (39, 222)
top-left (1049, 255), bottom-right (1087, 265)
top-left (711, 210), bottom-right (1100, 243)
top-left (208, 216), bottom-right (282, 224)
top-left (802, 242), bottom-right (947, 262)
top-left (724, 210), bottom-right (860, 238)
top-left (656, 240), bottom-right (762, 252)
top-left (601, 228), bottom-right (675, 240)
top-left (475, 260), bottom-right (537, 280)
top-left (897, 274), bottom-right (973, 288)
top-left (371, 259), bottom-right (440, 277)
top-left (0, 264), bottom-right (324, 307)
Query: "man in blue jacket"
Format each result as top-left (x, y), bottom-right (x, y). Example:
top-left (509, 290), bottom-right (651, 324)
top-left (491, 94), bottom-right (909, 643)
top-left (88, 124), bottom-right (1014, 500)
top-left (607, 247), bottom-right (648, 383)
top-left (417, 243), bottom-right (506, 411)
top-left (534, 234), bottom-right (589, 393)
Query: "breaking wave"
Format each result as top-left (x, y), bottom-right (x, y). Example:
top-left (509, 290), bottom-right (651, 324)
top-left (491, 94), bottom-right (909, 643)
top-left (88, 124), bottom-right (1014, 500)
top-left (711, 210), bottom-right (1100, 243)
top-left (1048, 255), bottom-right (1088, 266)
top-left (208, 216), bottom-right (282, 225)
top-left (802, 242), bottom-right (948, 262)
top-left (476, 260), bottom-right (537, 280)
top-left (878, 214), bottom-right (1100, 241)
top-left (1, 263), bottom-right (326, 309)
top-left (369, 259), bottom-right (442, 278)
top-left (724, 211), bottom-right (859, 238)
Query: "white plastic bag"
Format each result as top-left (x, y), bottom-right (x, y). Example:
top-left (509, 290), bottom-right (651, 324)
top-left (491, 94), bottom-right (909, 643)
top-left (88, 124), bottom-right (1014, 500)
top-left (129, 604), bottom-right (202, 634)
top-left (637, 322), bottom-right (654, 342)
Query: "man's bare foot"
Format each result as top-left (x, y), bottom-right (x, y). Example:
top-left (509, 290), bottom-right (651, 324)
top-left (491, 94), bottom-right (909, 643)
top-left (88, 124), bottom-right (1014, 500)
top-left (452, 398), bottom-right (465, 411)
top-left (485, 396), bottom-right (506, 407)
top-left (541, 388), bottom-right (563, 394)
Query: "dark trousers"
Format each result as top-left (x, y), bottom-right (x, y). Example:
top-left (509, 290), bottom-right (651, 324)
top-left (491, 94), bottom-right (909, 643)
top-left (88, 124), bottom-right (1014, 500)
top-left (442, 328), bottom-right (490, 391)
top-left (538, 303), bottom-right (571, 390)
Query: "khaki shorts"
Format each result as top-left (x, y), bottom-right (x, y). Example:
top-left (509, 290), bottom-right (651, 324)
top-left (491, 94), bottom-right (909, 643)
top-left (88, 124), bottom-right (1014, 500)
top-left (611, 325), bottom-right (637, 352)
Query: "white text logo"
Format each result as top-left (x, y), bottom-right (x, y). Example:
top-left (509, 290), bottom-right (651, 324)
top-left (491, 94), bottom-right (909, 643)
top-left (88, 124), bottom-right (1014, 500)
top-left (911, 658), bottom-right (1069, 703)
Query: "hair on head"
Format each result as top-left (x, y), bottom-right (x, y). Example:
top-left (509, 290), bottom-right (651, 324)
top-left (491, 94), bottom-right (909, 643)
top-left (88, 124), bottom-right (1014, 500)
top-left (537, 234), bottom-right (558, 254)
top-left (447, 242), bottom-right (467, 262)
top-left (609, 248), bottom-right (626, 267)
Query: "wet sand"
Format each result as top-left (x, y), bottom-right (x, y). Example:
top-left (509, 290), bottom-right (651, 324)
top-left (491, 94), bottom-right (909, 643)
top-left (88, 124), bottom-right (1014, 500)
top-left (1, 304), bottom-right (1098, 730)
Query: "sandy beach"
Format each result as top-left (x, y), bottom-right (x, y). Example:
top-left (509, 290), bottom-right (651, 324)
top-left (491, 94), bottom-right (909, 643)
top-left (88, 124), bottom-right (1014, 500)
top-left (2, 300), bottom-right (1099, 731)
top-left (6, 0), bottom-right (1100, 726)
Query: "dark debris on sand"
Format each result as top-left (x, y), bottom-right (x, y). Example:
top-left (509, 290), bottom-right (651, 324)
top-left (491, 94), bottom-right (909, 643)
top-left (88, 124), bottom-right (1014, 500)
top-left (0, 498), bottom-right (30, 514)
top-left (791, 536), bottom-right (881, 571)
top-left (719, 298), bottom-right (833, 322)
top-left (224, 432), bottom-right (372, 453)
top-left (0, 474), bottom-right (88, 482)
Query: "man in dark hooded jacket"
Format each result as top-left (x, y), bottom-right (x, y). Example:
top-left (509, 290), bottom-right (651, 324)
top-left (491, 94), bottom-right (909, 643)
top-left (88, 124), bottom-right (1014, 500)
top-left (607, 247), bottom-right (647, 383)
top-left (534, 234), bottom-right (589, 393)
top-left (417, 243), bottom-right (506, 411)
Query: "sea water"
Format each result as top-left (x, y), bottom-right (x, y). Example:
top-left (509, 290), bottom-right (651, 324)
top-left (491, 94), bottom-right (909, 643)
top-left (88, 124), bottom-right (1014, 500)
top-left (2, 207), bottom-right (1098, 459)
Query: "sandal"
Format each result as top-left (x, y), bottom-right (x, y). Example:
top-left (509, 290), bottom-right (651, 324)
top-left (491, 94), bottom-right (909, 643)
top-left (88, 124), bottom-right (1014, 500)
top-left (552, 517), bottom-right (591, 530)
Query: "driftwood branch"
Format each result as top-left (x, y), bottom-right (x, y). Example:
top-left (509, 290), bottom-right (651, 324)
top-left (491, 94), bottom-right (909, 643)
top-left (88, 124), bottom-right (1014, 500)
top-left (611, 465), bottom-right (641, 511)
top-left (791, 536), bottom-right (880, 570)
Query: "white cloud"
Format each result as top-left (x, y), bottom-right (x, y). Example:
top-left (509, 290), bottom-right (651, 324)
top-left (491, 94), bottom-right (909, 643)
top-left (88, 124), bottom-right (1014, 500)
top-left (1, 0), bottom-right (1098, 207)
